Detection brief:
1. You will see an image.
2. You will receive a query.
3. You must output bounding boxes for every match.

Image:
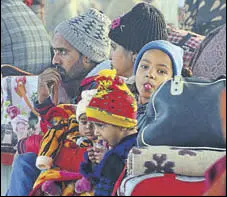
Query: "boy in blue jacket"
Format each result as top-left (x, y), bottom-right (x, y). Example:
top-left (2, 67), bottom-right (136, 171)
top-left (80, 69), bottom-right (138, 196)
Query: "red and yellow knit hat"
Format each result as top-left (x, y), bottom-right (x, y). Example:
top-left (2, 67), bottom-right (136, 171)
top-left (86, 69), bottom-right (137, 128)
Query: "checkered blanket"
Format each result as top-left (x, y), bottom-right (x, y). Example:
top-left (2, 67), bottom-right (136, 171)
top-left (168, 26), bottom-right (205, 69)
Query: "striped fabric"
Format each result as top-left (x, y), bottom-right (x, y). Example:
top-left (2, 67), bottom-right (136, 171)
top-left (1, 0), bottom-right (52, 74)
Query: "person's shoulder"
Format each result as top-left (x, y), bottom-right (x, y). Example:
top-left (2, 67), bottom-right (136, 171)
top-left (86, 60), bottom-right (112, 78)
top-left (104, 152), bottom-right (122, 163)
top-left (112, 133), bottom-right (138, 157)
top-left (119, 133), bottom-right (138, 146)
top-left (2, 0), bottom-right (32, 15)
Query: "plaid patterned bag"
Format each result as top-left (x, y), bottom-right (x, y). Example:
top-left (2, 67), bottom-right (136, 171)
top-left (168, 26), bottom-right (205, 71)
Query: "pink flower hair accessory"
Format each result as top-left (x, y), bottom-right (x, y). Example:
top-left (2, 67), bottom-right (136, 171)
top-left (111, 17), bottom-right (121, 29)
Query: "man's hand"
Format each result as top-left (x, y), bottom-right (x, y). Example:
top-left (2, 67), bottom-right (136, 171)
top-left (38, 68), bottom-right (62, 104)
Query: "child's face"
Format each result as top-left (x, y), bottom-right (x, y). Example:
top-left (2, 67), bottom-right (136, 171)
top-left (78, 113), bottom-right (95, 141)
top-left (93, 122), bottom-right (121, 146)
top-left (135, 49), bottom-right (173, 104)
top-left (110, 41), bottom-right (134, 78)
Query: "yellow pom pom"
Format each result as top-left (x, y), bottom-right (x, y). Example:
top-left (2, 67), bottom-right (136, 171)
top-left (97, 69), bottom-right (116, 79)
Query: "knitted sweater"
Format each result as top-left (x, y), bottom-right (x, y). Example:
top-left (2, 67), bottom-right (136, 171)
top-left (80, 133), bottom-right (138, 196)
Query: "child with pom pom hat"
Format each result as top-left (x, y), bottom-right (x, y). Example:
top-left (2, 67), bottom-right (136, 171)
top-left (80, 69), bottom-right (138, 196)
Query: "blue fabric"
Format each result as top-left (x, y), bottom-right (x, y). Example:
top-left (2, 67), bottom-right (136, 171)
top-left (86, 60), bottom-right (112, 77)
top-left (137, 103), bottom-right (148, 133)
top-left (6, 153), bottom-right (40, 196)
top-left (133, 40), bottom-right (184, 76)
top-left (95, 176), bottom-right (116, 196)
top-left (94, 133), bottom-right (137, 196)
top-left (137, 77), bottom-right (226, 148)
top-left (80, 133), bottom-right (137, 196)
top-left (80, 151), bottom-right (99, 184)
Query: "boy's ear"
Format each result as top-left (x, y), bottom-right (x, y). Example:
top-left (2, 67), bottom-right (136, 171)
top-left (132, 52), bottom-right (137, 64)
top-left (82, 56), bottom-right (92, 70)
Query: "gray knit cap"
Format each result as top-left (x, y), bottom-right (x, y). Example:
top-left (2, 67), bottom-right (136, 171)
top-left (54, 8), bottom-right (111, 63)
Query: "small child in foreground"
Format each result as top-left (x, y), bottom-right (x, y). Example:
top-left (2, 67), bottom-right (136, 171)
top-left (31, 90), bottom-right (98, 196)
top-left (80, 69), bottom-right (138, 196)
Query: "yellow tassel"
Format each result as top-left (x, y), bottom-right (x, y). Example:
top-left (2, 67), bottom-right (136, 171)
top-left (62, 182), bottom-right (75, 196)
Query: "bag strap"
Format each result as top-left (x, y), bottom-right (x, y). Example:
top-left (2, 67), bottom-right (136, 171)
top-left (111, 164), bottom-right (127, 196)
top-left (176, 33), bottom-right (192, 47)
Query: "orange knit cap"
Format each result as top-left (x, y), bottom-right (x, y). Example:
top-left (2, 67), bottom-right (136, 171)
top-left (86, 69), bottom-right (137, 128)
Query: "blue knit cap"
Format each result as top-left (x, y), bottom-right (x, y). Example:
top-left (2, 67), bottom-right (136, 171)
top-left (133, 40), bottom-right (184, 76)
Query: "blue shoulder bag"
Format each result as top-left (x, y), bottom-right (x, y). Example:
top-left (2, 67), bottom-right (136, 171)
top-left (137, 76), bottom-right (226, 148)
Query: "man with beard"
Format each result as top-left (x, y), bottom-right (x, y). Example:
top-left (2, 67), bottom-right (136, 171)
top-left (37, 8), bottom-right (111, 107)
top-left (5, 8), bottom-right (111, 196)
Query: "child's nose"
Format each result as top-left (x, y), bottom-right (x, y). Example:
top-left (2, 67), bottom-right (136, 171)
top-left (146, 69), bottom-right (156, 79)
top-left (94, 128), bottom-right (100, 136)
top-left (86, 122), bottom-right (93, 129)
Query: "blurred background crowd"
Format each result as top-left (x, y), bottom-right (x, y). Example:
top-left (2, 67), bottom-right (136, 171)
top-left (29, 0), bottom-right (226, 36)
